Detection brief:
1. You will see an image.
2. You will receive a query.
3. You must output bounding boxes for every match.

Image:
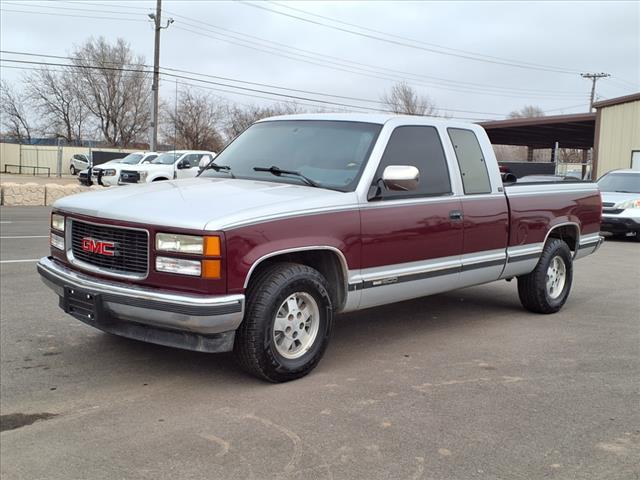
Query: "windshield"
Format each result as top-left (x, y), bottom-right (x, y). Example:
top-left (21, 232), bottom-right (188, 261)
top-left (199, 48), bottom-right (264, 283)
top-left (200, 120), bottom-right (382, 191)
top-left (598, 173), bottom-right (640, 193)
top-left (152, 152), bottom-right (182, 165)
top-left (120, 153), bottom-right (144, 165)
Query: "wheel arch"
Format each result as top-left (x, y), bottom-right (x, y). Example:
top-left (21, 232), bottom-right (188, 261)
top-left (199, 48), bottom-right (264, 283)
top-left (243, 246), bottom-right (350, 311)
top-left (544, 221), bottom-right (580, 254)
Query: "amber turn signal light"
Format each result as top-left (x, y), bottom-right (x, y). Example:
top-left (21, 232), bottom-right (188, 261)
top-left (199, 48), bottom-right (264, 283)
top-left (202, 259), bottom-right (221, 279)
top-left (204, 236), bottom-right (221, 256)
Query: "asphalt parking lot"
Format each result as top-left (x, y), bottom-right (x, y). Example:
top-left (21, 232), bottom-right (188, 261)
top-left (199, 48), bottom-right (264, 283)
top-left (1, 206), bottom-right (638, 480)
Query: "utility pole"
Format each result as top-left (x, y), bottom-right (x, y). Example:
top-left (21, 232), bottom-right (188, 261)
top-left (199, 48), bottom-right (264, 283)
top-left (148, 0), bottom-right (173, 151)
top-left (581, 72), bottom-right (610, 111)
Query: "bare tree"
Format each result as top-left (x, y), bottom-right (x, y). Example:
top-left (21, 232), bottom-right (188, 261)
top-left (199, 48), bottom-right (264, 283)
top-left (0, 80), bottom-right (32, 142)
top-left (24, 67), bottom-right (88, 144)
top-left (380, 82), bottom-right (438, 116)
top-left (508, 105), bottom-right (545, 118)
top-left (70, 37), bottom-right (151, 147)
top-left (161, 88), bottom-right (224, 151)
top-left (222, 103), bottom-right (302, 141)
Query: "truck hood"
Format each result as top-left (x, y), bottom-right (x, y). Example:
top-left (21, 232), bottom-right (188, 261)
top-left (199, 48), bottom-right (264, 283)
top-left (53, 177), bottom-right (356, 231)
top-left (600, 191), bottom-right (640, 206)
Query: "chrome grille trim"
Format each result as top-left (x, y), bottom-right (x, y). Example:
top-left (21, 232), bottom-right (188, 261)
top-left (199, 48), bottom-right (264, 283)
top-left (65, 218), bottom-right (149, 280)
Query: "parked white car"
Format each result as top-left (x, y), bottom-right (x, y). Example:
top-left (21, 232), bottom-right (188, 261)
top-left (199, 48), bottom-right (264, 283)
top-left (118, 150), bottom-right (215, 184)
top-left (598, 169), bottom-right (640, 239)
top-left (69, 153), bottom-right (90, 175)
top-left (89, 152), bottom-right (159, 186)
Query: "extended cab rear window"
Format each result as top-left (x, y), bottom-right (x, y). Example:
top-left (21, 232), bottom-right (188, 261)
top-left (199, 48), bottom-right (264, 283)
top-left (448, 128), bottom-right (492, 195)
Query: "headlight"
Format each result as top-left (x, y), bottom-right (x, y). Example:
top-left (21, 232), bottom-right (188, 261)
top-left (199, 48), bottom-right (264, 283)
top-left (51, 213), bottom-right (65, 232)
top-left (616, 198), bottom-right (640, 209)
top-left (156, 233), bottom-right (204, 254)
top-left (139, 171), bottom-right (148, 181)
top-left (102, 169), bottom-right (116, 176)
top-left (50, 233), bottom-right (64, 250)
top-left (156, 256), bottom-right (201, 276)
top-left (155, 233), bottom-right (221, 256)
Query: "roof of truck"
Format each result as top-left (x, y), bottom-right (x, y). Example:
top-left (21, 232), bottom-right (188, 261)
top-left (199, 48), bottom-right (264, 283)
top-left (258, 112), bottom-right (476, 127)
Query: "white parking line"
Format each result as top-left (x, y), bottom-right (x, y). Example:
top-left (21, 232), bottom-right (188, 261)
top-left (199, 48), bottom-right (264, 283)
top-left (0, 259), bottom-right (40, 264)
top-left (0, 221), bottom-right (13, 224)
top-left (1, 236), bottom-right (49, 239)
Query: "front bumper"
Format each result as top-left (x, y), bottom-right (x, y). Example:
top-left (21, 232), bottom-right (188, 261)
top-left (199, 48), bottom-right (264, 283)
top-left (37, 257), bottom-right (245, 353)
top-left (601, 214), bottom-right (640, 235)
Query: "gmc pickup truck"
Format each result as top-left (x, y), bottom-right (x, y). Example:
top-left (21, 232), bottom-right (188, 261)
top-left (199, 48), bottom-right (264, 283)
top-left (38, 114), bottom-right (603, 382)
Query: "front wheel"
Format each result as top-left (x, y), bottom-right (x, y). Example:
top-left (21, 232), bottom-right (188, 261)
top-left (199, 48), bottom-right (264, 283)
top-left (70, 165), bottom-right (77, 175)
top-left (517, 238), bottom-right (573, 314)
top-left (233, 263), bottom-right (333, 382)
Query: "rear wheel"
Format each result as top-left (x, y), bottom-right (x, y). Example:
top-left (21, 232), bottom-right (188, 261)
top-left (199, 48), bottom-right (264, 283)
top-left (517, 238), bottom-right (573, 314)
top-left (233, 263), bottom-right (333, 382)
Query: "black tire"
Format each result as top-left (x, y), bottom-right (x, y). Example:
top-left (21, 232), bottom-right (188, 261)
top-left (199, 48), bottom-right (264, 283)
top-left (517, 238), bottom-right (573, 314)
top-left (152, 177), bottom-right (168, 182)
top-left (233, 262), bottom-right (333, 382)
top-left (70, 166), bottom-right (77, 175)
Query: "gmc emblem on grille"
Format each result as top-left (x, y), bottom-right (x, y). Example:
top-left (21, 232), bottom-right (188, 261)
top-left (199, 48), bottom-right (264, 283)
top-left (81, 237), bottom-right (116, 256)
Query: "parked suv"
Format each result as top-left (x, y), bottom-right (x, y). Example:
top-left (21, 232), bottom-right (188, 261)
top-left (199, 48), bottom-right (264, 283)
top-left (598, 169), bottom-right (640, 239)
top-left (118, 150), bottom-right (215, 184)
top-left (88, 152), bottom-right (158, 187)
top-left (69, 153), bottom-right (90, 175)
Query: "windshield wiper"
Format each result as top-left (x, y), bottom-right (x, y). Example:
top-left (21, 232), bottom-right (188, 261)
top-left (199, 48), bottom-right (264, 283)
top-left (202, 163), bottom-right (235, 178)
top-left (253, 165), bottom-right (319, 188)
top-left (614, 190), bottom-right (637, 193)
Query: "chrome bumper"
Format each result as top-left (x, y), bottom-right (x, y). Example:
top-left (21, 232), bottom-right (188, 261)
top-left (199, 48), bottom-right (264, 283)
top-left (37, 257), bottom-right (245, 353)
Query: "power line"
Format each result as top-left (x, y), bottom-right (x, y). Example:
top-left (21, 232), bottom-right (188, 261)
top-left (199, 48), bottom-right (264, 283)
top-left (240, 1), bottom-right (584, 75)
top-left (164, 10), bottom-right (584, 98)
top-left (268, 1), bottom-right (587, 74)
top-left (172, 24), bottom-right (585, 101)
top-left (2, 3), bottom-right (589, 100)
top-left (0, 7), bottom-right (146, 22)
top-left (2, 1), bottom-right (148, 17)
top-left (0, 50), bottom-right (509, 116)
top-left (0, 57), bottom-right (497, 121)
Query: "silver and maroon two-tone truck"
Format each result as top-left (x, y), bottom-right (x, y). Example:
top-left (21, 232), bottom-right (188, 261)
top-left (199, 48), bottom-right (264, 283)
top-left (38, 114), bottom-right (603, 382)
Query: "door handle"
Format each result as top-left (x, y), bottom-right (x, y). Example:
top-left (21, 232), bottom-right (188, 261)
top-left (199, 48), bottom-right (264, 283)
top-left (449, 210), bottom-right (463, 221)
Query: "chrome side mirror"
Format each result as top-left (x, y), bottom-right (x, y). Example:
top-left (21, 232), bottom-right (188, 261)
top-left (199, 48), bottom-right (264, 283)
top-left (382, 165), bottom-right (420, 191)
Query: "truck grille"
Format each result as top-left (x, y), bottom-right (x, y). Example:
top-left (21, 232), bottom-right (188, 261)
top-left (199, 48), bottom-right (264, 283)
top-left (70, 220), bottom-right (149, 277)
top-left (119, 170), bottom-right (140, 183)
top-left (603, 208), bottom-right (624, 214)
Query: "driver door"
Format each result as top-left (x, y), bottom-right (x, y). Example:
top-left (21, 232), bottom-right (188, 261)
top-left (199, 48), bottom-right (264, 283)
top-left (358, 125), bottom-right (463, 309)
top-left (175, 154), bottom-right (202, 179)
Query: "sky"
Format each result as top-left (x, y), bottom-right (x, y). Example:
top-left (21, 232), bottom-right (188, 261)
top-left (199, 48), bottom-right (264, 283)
top-left (1, 0), bottom-right (639, 122)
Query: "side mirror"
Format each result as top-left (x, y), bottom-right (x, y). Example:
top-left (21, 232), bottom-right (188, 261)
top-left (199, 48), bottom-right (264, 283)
top-left (382, 165), bottom-right (420, 191)
top-left (176, 159), bottom-right (188, 169)
top-left (198, 156), bottom-right (211, 170)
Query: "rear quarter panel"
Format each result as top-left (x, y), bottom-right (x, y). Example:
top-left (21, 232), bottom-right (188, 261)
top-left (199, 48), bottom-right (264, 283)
top-left (505, 183), bottom-right (601, 246)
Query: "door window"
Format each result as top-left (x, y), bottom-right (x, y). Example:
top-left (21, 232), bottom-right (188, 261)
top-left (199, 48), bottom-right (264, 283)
top-left (448, 128), bottom-right (491, 194)
top-left (180, 154), bottom-right (200, 168)
top-left (372, 126), bottom-right (451, 200)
